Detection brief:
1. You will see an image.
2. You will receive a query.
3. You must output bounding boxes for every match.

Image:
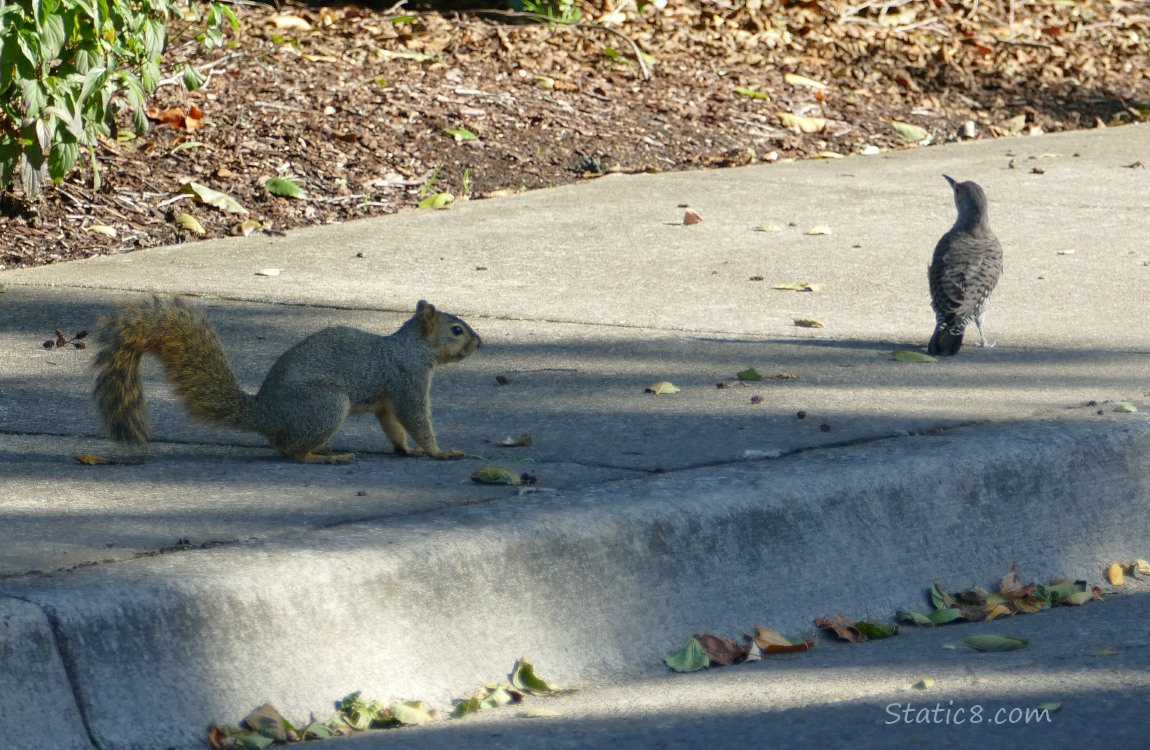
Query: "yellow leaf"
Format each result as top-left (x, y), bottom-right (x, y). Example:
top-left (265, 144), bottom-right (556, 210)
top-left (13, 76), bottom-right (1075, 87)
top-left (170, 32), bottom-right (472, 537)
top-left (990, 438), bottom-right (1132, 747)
top-left (784, 73), bottom-right (828, 90)
top-left (1008, 114), bottom-right (1027, 134)
top-left (268, 13), bottom-right (313, 31)
top-left (85, 224), bottom-right (117, 238)
top-left (645, 381), bottom-right (680, 394)
top-left (1107, 562), bottom-right (1125, 586)
top-left (777, 112), bottom-right (826, 133)
top-left (73, 453), bottom-right (110, 465)
top-left (804, 225), bottom-right (832, 235)
top-left (255, 268), bottom-right (283, 277)
top-left (794, 318), bottom-right (825, 328)
top-left (175, 213), bottom-right (206, 235)
top-left (301, 54), bottom-right (339, 63)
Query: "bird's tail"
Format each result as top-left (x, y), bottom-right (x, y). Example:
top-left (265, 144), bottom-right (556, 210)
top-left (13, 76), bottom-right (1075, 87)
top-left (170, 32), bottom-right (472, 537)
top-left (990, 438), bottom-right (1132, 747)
top-left (928, 328), bottom-right (964, 357)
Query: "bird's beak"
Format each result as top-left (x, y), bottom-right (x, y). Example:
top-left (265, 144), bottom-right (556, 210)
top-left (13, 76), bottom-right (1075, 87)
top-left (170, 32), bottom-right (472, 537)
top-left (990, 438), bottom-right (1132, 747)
top-left (942, 174), bottom-right (958, 188)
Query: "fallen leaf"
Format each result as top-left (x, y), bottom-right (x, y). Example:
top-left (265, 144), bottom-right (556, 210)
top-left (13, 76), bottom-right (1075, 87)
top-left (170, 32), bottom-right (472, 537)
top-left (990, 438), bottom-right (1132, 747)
top-left (773, 281), bottom-right (822, 292)
top-left (1108, 562), bottom-right (1125, 586)
top-left (886, 120), bottom-right (930, 142)
top-left (1134, 558), bottom-right (1150, 575)
top-left (815, 615), bottom-right (863, 643)
top-left (243, 703), bottom-right (294, 742)
top-left (914, 678), bottom-right (935, 690)
top-left (390, 702), bottom-right (434, 726)
top-left (962, 634), bottom-right (1028, 652)
top-left (694, 633), bottom-right (748, 666)
top-left (445, 128), bottom-right (478, 141)
top-left (1063, 591), bottom-right (1094, 606)
top-left (179, 182), bottom-right (248, 214)
top-left (754, 223), bottom-right (783, 233)
top-left (896, 610), bottom-right (933, 627)
top-left (665, 638), bottom-right (709, 672)
top-left (510, 659), bottom-right (557, 694)
top-left (928, 608), bottom-right (964, 625)
top-left (856, 621), bottom-right (899, 639)
top-left (1094, 648), bottom-right (1121, 657)
top-left (1036, 702), bottom-right (1063, 712)
top-left (747, 625), bottom-right (815, 653)
top-left (1007, 114), bottom-right (1028, 134)
top-left (804, 225), bottom-right (832, 235)
top-left (893, 350), bottom-right (937, 362)
top-left (470, 466), bottom-right (523, 485)
top-left (645, 381), bottom-right (680, 394)
top-left (269, 13), bottom-right (312, 31)
top-left (255, 268), bottom-right (282, 277)
top-left (73, 453), bottom-right (111, 465)
top-left (784, 73), bottom-right (828, 90)
top-left (778, 112), bottom-right (826, 133)
top-left (418, 193), bottom-right (454, 209)
top-left (1113, 403), bottom-right (1138, 413)
top-left (683, 208), bottom-right (703, 225)
top-left (85, 224), bottom-right (118, 238)
top-left (793, 318), bottom-right (825, 328)
top-left (175, 213), bottom-right (205, 235)
top-left (301, 53), bottom-right (339, 63)
top-left (264, 177), bottom-right (308, 199)
top-left (734, 86), bottom-right (769, 100)
top-left (736, 367), bottom-right (762, 381)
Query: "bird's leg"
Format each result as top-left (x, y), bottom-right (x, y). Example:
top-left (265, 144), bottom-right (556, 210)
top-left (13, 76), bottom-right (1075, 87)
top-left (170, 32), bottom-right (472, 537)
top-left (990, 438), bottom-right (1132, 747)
top-left (974, 305), bottom-right (995, 348)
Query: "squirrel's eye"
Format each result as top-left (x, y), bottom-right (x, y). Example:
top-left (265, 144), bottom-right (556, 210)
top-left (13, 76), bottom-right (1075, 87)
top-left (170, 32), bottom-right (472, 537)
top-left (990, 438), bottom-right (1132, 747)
top-left (451, 325), bottom-right (464, 336)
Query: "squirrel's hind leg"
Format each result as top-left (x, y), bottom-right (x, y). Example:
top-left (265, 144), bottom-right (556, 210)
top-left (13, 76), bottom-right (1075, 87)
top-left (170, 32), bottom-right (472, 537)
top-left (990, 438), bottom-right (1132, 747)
top-left (262, 385), bottom-right (352, 464)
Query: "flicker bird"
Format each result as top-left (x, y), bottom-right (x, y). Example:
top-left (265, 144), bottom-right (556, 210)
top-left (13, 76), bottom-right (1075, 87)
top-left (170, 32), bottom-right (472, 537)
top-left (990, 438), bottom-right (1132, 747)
top-left (927, 175), bottom-right (1003, 356)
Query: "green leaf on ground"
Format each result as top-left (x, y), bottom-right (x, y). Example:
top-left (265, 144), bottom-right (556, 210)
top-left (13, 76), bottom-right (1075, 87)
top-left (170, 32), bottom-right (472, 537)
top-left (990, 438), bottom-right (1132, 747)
top-left (418, 192), bottom-right (454, 209)
top-left (928, 608), bottom-right (964, 625)
top-left (734, 86), bottom-right (769, 100)
top-left (665, 638), bottom-right (709, 672)
top-left (736, 367), bottom-right (762, 381)
top-left (445, 128), bottom-right (478, 141)
top-left (887, 120), bottom-right (930, 142)
top-left (264, 176), bottom-right (307, 199)
top-left (897, 609), bottom-right (934, 627)
top-left (511, 658), bottom-right (557, 694)
top-left (962, 634), bottom-right (1028, 652)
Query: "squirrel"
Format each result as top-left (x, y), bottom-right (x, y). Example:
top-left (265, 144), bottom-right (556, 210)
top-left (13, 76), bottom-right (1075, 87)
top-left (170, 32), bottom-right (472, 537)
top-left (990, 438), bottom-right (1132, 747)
top-left (92, 296), bottom-right (482, 463)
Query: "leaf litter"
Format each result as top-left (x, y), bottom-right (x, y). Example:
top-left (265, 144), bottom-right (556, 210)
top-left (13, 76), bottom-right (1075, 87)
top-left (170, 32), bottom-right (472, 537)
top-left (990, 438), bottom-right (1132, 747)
top-left (8, 0), bottom-right (1150, 269)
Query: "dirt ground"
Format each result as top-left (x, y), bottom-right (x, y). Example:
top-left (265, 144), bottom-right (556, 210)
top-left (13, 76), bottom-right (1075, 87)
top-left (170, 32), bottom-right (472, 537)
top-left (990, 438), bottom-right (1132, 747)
top-left (2, 0), bottom-right (1148, 269)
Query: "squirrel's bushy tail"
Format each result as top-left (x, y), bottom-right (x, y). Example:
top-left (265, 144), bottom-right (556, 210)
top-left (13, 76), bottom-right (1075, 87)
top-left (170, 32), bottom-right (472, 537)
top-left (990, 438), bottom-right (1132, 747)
top-left (93, 297), bottom-right (252, 444)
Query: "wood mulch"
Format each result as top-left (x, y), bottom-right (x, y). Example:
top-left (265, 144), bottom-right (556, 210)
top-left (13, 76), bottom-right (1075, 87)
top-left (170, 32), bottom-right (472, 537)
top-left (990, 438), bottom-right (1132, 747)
top-left (2, 0), bottom-right (1147, 269)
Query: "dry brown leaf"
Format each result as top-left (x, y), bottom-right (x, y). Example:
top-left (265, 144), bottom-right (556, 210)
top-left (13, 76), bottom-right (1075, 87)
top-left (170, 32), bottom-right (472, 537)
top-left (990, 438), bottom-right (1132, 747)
top-left (815, 614), bottom-right (864, 643)
top-left (73, 453), bottom-right (110, 465)
top-left (794, 318), bottom-right (825, 328)
top-left (683, 208), bottom-right (703, 225)
top-left (694, 633), bottom-right (748, 666)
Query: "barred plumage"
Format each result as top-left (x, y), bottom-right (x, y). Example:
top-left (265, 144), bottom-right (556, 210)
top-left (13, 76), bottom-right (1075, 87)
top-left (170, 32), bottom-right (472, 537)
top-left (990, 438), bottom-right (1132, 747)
top-left (927, 175), bottom-right (1004, 357)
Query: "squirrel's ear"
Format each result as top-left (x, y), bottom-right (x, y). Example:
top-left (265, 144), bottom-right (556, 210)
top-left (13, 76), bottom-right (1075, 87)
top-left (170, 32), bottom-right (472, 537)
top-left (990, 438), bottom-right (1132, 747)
top-left (417, 300), bottom-right (438, 335)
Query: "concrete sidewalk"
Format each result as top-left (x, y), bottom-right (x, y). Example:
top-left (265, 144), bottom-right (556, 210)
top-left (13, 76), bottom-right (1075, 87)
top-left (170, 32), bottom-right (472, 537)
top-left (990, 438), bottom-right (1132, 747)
top-left (1, 124), bottom-right (1149, 749)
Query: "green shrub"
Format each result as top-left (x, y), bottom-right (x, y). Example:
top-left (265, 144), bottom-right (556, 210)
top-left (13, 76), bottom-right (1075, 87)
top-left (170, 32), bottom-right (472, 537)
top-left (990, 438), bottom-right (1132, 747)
top-left (0, 0), bottom-right (238, 198)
